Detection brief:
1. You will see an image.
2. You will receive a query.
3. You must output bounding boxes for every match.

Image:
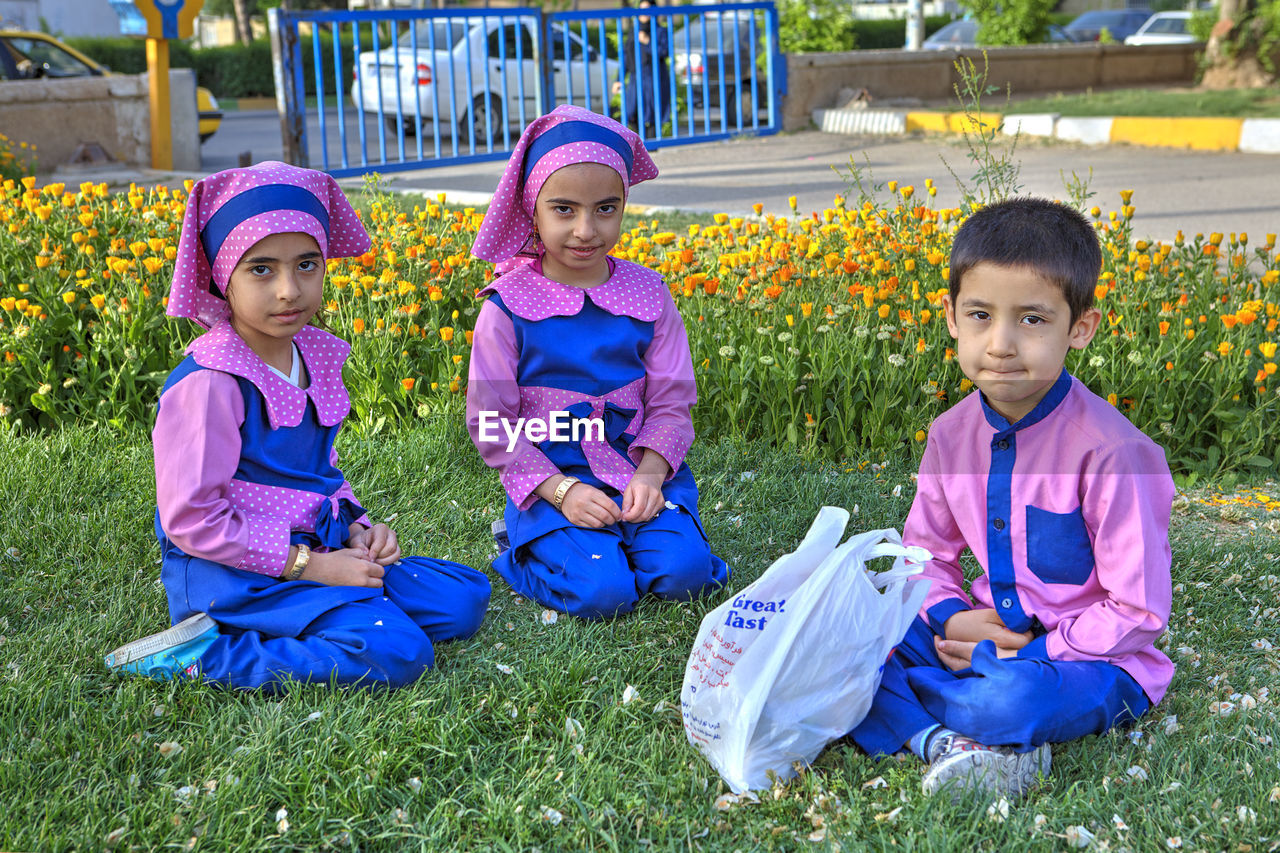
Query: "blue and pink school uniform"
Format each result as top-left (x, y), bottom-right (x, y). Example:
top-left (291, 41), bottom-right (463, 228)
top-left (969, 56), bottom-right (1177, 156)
top-left (852, 370), bottom-right (1176, 753)
top-left (152, 161), bottom-right (489, 690)
top-left (466, 105), bottom-right (729, 618)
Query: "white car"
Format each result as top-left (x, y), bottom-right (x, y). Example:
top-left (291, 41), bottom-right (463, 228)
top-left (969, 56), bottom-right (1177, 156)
top-left (1124, 11), bottom-right (1198, 45)
top-left (351, 17), bottom-right (619, 141)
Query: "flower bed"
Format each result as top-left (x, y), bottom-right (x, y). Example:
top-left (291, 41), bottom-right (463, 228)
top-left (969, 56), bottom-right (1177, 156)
top-left (0, 177), bottom-right (1276, 480)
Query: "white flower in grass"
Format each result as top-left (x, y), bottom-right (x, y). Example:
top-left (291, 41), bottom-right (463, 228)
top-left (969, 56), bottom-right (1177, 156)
top-left (777, 332), bottom-right (792, 343)
top-left (1032, 814), bottom-right (1048, 832)
top-left (1089, 356), bottom-right (1106, 368)
top-left (1064, 825), bottom-right (1094, 847)
top-left (758, 355), bottom-right (775, 366)
top-left (540, 609), bottom-right (558, 625)
top-left (1240, 694), bottom-right (1258, 710)
top-left (306, 711), bottom-right (322, 722)
top-left (392, 808), bottom-right (408, 824)
top-left (1112, 814), bottom-right (1129, 831)
top-left (986, 798), bottom-right (1009, 822)
top-left (276, 808), bottom-right (289, 834)
top-left (565, 717), bottom-right (584, 741)
top-left (1253, 639), bottom-right (1274, 651)
top-left (891, 485), bottom-right (902, 498)
top-left (1210, 700), bottom-right (1236, 716)
top-left (407, 777), bottom-right (422, 793)
top-left (1166, 837), bottom-right (1182, 849)
top-left (175, 785), bottom-right (196, 803)
top-left (539, 806), bottom-right (563, 825)
top-left (1126, 765), bottom-right (1149, 781)
top-left (853, 325), bottom-right (870, 338)
top-left (621, 684), bottom-right (639, 704)
top-left (887, 354), bottom-right (906, 367)
top-left (1238, 806), bottom-right (1256, 823)
top-left (713, 794), bottom-right (738, 812)
top-left (495, 663), bottom-right (513, 675)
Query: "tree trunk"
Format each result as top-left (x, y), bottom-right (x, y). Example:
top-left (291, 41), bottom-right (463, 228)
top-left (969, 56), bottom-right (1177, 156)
top-left (232, 0), bottom-right (255, 45)
top-left (1201, 0), bottom-right (1277, 88)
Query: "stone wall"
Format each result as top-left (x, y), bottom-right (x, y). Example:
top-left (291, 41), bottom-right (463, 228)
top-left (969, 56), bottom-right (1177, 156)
top-left (783, 43), bottom-right (1201, 132)
top-left (0, 69), bottom-right (199, 171)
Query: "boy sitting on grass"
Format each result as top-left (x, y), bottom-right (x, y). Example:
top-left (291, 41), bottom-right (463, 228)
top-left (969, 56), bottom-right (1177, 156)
top-left (849, 197), bottom-right (1175, 799)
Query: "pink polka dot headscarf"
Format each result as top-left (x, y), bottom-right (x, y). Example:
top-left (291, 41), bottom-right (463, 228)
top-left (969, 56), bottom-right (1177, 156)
top-left (471, 105), bottom-right (659, 268)
top-left (167, 160), bottom-right (372, 328)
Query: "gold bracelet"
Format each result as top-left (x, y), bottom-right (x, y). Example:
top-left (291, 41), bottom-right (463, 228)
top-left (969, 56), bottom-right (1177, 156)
top-left (284, 543), bottom-right (310, 581)
top-left (551, 476), bottom-right (580, 511)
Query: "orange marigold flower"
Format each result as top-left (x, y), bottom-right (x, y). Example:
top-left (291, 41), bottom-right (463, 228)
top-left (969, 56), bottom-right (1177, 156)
top-left (877, 304), bottom-right (891, 319)
top-left (352, 318), bottom-right (365, 334)
top-left (1165, 361), bottom-right (1174, 371)
top-left (1158, 321), bottom-right (1170, 336)
top-left (1221, 314), bottom-right (1239, 329)
top-left (439, 326), bottom-right (455, 342)
top-left (764, 284), bottom-right (783, 299)
top-left (1107, 393), bottom-right (1119, 407)
top-left (401, 378), bottom-right (415, 391)
top-left (1218, 341), bottom-right (1233, 356)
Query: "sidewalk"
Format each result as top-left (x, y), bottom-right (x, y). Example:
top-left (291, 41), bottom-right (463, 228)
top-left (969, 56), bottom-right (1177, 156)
top-left (813, 108), bottom-right (1280, 153)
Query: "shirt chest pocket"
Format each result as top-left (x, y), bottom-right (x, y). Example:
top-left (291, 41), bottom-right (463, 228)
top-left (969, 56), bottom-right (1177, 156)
top-left (1025, 505), bottom-right (1094, 585)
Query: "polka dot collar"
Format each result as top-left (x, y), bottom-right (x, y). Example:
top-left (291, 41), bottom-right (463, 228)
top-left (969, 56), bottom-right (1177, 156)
top-left (186, 321), bottom-right (352, 428)
top-left (478, 257), bottom-right (665, 322)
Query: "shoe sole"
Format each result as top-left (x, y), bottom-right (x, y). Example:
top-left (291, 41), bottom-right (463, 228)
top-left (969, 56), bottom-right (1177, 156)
top-left (105, 613), bottom-right (216, 667)
top-left (924, 742), bottom-right (1051, 800)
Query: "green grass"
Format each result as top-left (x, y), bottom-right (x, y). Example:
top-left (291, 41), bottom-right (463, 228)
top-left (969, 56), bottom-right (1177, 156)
top-left (1, 419), bottom-right (1278, 851)
top-left (1005, 86), bottom-right (1280, 118)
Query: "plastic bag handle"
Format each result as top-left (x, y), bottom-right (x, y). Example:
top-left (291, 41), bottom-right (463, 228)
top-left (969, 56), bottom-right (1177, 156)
top-left (863, 541), bottom-right (931, 589)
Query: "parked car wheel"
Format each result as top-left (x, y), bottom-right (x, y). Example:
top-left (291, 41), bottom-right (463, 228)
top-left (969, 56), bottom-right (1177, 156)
top-left (465, 94), bottom-right (505, 146)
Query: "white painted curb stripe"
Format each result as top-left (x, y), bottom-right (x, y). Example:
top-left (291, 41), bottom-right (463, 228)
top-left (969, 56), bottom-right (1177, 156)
top-left (813, 108), bottom-right (907, 135)
top-left (1240, 119), bottom-right (1280, 154)
top-left (1001, 113), bottom-right (1058, 138)
top-left (1055, 117), bottom-right (1115, 146)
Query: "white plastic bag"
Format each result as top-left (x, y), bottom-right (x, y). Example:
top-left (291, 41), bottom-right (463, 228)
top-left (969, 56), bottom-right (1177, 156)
top-left (681, 506), bottom-right (931, 793)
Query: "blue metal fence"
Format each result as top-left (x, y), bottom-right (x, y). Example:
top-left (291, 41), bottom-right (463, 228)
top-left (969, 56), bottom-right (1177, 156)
top-left (269, 3), bottom-right (783, 178)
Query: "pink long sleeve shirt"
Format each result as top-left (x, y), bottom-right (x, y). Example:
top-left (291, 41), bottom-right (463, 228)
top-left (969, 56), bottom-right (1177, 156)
top-left (153, 321), bottom-right (370, 577)
top-left (465, 257), bottom-right (696, 510)
top-left (907, 370), bottom-right (1176, 703)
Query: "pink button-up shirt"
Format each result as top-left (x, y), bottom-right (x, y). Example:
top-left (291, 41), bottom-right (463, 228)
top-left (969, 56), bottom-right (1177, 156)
top-left (907, 371), bottom-right (1175, 703)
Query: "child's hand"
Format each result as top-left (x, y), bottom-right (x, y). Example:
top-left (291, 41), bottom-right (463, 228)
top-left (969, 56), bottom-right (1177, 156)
top-left (935, 609), bottom-right (1034, 671)
top-left (621, 472), bottom-right (665, 523)
top-left (560, 482), bottom-right (623, 529)
top-left (347, 522), bottom-right (402, 566)
top-left (298, 548), bottom-right (386, 588)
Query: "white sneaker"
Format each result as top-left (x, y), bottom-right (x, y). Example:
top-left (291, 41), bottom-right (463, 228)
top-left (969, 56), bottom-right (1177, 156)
top-left (922, 733), bottom-right (1051, 800)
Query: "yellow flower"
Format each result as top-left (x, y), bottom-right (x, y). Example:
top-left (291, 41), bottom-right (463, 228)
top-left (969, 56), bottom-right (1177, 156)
top-left (1107, 393), bottom-right (1119, 407)
top-left (352, 318), bottom-right (366, 335)
top-left (90, 294), bottom-right (106, 310)
top-left (1260, 342), bottom-right (1278, 359)
top-left (1218, 341), bottom-right (1233, 356)
top-left (914, 429), bottom-right (926, 442)
top-left (61, 291), bottom-right (76, 305)
top-left (0, 298), bottom-right (14, 311)
top-left (1119, 189), bottom-right (1133, 204)
top-left (439, 326), bottom-right (455, 342)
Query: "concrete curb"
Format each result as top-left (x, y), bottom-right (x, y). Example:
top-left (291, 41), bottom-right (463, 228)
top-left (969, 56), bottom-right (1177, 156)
top-left (813, 108), bottom-right (1280, 154)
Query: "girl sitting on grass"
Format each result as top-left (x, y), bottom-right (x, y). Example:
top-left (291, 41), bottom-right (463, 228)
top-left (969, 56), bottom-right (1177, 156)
top-left (105, 161), bottom-right (490, 689)
top-left (466, 105), bottom-right (730, 619)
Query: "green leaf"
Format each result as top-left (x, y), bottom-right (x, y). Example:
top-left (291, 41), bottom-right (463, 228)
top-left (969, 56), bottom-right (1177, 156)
top-left (1245, 455), bottom-right (1273, 468)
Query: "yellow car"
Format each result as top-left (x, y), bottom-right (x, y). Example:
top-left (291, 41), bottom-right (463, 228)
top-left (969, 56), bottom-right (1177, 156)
top-left (0, 29), bottom-right (222, 142)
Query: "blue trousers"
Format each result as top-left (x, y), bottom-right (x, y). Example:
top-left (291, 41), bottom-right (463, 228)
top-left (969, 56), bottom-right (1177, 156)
top-left (164, 553), bottom-right (490, 691)
top-left (496, 505), bottom-right (729, 620)
top-left (851, 617), bottom-right (1151, 756)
